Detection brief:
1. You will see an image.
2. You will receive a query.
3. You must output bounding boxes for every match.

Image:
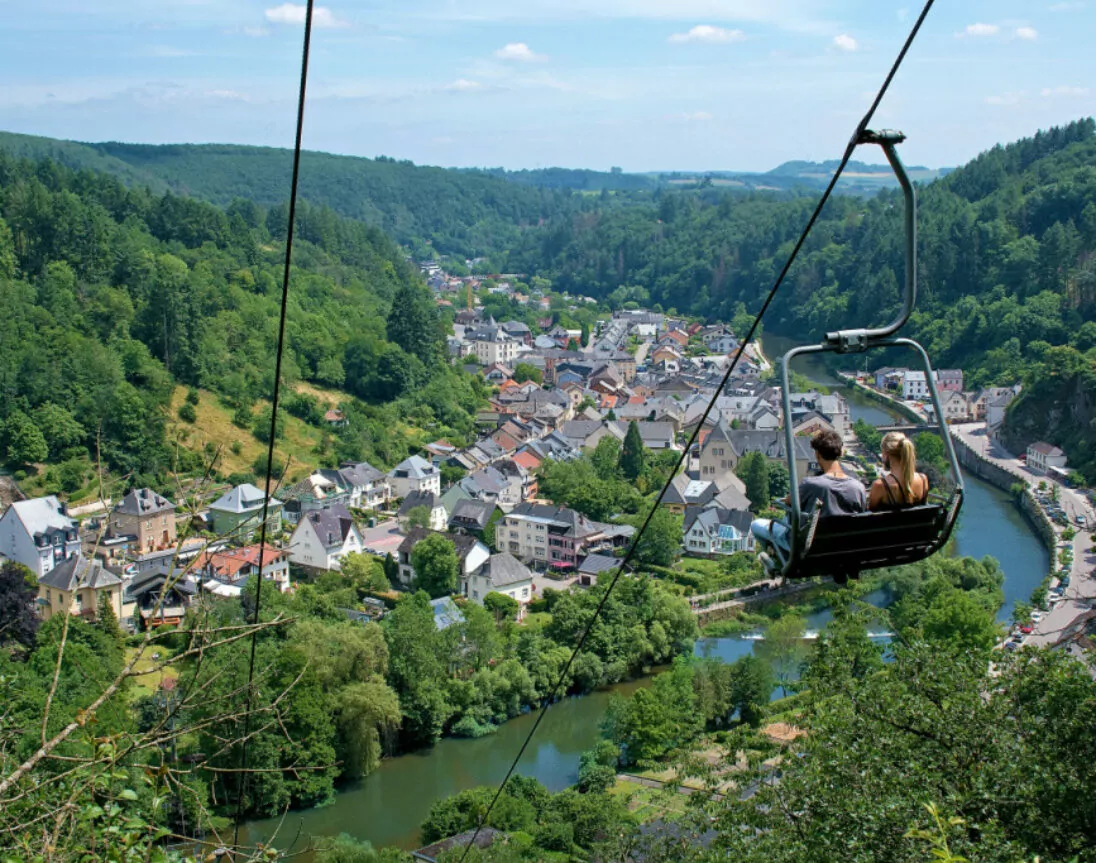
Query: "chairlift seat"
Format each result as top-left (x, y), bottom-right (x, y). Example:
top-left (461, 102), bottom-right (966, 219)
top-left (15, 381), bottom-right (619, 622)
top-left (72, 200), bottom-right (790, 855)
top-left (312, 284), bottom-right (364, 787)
top-left (783, 495), bottom-right (961, 580)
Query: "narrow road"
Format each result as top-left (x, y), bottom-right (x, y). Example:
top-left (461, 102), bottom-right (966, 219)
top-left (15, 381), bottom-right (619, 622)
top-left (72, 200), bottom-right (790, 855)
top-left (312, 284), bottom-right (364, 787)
top-left (951, 422), bottom-right (1095, 647)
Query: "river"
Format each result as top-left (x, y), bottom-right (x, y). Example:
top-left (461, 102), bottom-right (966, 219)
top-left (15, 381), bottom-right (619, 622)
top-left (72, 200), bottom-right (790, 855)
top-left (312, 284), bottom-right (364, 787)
top-left (243, 334), bottom-right (1049, 855)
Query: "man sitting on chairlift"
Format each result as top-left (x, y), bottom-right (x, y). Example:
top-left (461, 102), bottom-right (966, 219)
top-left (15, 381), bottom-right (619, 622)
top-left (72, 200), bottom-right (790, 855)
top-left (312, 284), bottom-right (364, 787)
top-left (751, 429), bottom-right (866, 573)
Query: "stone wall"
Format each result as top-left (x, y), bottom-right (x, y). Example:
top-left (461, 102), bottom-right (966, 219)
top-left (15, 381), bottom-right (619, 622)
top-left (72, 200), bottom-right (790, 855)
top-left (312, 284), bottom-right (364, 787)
top-left (951, 433), bottom-right (1057, 554)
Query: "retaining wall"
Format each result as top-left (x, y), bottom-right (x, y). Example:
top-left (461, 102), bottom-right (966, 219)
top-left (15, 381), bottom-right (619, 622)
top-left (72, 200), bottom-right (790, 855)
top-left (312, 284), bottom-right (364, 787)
top-left (951, 433), bottom-right (1057, 555)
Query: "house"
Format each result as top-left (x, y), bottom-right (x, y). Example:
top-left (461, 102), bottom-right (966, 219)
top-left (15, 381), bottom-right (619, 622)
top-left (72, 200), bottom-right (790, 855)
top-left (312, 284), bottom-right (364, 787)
top-left (396, 529), bottom-right (490, 588)
top-left (206, 484), bottom-right (284, 542)
top-left (1027, 442), bottom-right (1068, 474)
top-left (697, 417), bottom-right (738, 485)
top-left (461, 465), bottom-right (524, 512)
top-left (464, 552), bottom-right (534, 607)
top-left (901, 371), bottom-right (929, 400)
top-left (1, 495), bottom-right (82, 580)
top-left (707, 334), bottom-right (739, 354)
top-left (388, 455), bottom-right (441, 498)
top-left (651, 344), bottom-right (684, 366)
top-left (192, 544), bottom-right (290, 592)
top-left (560, 420), bottom-right (625, 451)
top-left (874, 367), bottom-right (907, 392)
top-left (483, 363), bottom-right (514, 383)
top-left (576, 553), bottom-right (621, 587)
top-left (123, 568), bottom-right (197, 629)
top-left (683, 508), bottom-right (755, 556)
top-left (791, 410), bottom-right (836, 438)
top-left (501, 321), bottom-right (532, 346)
top-left (936, 390), bottom-right (973, 423)
top-left (324, 408), bottom-right (347, 427)
top-left (936, 369), bottom-right (964, 392)
top-left (288, 503), bottom-right (363, 572)
top-left (985, 387), bottom-right (1020, 434)
top-left (448, 499), bottom-right (500, 538)
top-left (337, 461), bottom-right (391, 510)
top-left (283, 471), bottom-right (350, 525)
top-left (111, 488), bottom-right (177, 554)
top-left (398, 491), bottom-right (448, 531)
top-left (36, 554), bottom-right (122, 623)
top-left (621, 421), bottom-right (679, 451)
top-left (500, 503), bottom-right (606, 568)
top-left (790, 392), bottom-right (850, 438)
top-left (467, 326), bottom-right (520, 366)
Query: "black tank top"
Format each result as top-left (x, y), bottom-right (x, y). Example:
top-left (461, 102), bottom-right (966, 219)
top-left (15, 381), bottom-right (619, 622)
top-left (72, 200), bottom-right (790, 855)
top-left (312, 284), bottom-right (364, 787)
top-left (877, 472), bottom-right (929, 510)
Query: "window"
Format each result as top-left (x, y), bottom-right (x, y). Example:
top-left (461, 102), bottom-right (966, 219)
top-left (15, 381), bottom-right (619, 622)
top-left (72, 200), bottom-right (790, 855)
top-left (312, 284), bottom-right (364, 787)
top-left (521, 588), bottom-right (529, 598)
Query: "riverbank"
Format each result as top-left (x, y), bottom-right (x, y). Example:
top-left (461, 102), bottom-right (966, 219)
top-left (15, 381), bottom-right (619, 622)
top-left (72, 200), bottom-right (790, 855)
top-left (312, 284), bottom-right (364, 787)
top-left (841, 376), bottom-right (925, 424)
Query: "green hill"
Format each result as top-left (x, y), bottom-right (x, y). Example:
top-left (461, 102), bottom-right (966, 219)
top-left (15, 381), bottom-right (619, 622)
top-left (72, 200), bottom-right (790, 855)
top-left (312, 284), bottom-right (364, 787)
top-left (0, 132), bottom-right (578, 257)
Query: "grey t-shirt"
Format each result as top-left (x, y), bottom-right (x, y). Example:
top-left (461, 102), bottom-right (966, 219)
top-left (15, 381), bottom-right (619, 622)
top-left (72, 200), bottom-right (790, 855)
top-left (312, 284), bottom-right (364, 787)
top-left (798, 474), bottom-right (866, 517)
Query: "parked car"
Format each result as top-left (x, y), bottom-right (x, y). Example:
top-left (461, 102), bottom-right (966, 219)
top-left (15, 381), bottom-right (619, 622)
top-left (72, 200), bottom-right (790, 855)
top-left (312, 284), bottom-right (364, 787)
top-left (1030, 611), bottom-right (1044, 622)
top-left (1004, 640), bottom-right (1022, 651)
top-left (1020, 625), bottom-right (1034, 634)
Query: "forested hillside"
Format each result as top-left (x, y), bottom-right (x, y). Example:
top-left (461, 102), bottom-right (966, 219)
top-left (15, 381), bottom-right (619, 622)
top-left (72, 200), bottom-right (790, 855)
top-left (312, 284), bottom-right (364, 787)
top-left (0, 132), bottom-right (581, 257)
top-left (0, 150), bottom-right (487, 491)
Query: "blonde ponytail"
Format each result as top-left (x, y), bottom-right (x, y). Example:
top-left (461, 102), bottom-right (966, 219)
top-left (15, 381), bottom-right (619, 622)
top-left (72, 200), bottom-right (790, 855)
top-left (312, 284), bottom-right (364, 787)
top-left (881, 431), bottom-right (917, 501)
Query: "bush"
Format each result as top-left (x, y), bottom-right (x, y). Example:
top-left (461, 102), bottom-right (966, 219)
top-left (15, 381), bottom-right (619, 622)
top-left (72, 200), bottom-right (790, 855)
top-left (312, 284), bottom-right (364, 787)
top-left (230, 440), bottom-right (243, 455)
top-left (13, 470), bottom-right (27, 482)
top-left (185, 387), bottom-right (201, 406)
top-left (177, 402), bottom-right (197, 424)
top-left (450, 716), bottom-right (497, 738)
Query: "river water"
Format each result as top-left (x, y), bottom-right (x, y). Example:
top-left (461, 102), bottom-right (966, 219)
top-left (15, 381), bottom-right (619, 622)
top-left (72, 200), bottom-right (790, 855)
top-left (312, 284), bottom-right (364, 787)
top-left (244, 334), bottom-right (1049, 855)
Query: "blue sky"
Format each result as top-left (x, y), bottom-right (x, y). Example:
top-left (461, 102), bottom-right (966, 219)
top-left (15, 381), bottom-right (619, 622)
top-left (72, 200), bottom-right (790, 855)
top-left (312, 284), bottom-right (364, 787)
top-left (0, 0), bottom-right (1092, 172)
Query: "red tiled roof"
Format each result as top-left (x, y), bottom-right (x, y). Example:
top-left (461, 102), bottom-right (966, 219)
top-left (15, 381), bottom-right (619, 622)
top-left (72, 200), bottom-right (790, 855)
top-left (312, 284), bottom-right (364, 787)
top-left (512, 451), bottom-right (543, 470)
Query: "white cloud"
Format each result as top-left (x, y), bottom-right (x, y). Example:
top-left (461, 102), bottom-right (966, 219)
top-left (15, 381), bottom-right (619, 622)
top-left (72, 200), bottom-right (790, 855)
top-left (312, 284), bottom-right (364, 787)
top-left (145, 45), bottom-right (196, 57)
top-left (985, 92), bottom-right (1024, 106)
top-left (264, 4), bottom-right (348, 29)
top-left (680, 111), bottom-right (713, 121)
top-left (494, 42), bottom-right (547, 61)
top-left (243, 26), bottom-right (271, 37)
top-left (1049, 1), bottom-right (1085, 10)
top-left (1015, 26), bottom-right (1038, 39)
top-left (957, 22), bottom-right (1000, 37)
top-left (1041, 85), bottom-right (1091, 97)
top-left (668, 25), bottom-right (746, 44)
top-left (207, 89), bottom-right (250, 101)
top-left (832, 33), bottom-right (857, 52)
top-left (445, 79), bottom-right (482, 92)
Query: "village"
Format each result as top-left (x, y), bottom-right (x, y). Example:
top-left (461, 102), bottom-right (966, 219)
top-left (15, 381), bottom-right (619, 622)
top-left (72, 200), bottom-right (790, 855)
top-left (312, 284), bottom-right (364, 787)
top-left (0, 270), bottom-right (1086, 648)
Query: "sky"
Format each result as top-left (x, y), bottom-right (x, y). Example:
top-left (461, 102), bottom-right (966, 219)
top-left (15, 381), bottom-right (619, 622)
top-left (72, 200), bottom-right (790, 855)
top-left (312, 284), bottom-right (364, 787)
top-left (0, 0), bottom-right (1092, 172)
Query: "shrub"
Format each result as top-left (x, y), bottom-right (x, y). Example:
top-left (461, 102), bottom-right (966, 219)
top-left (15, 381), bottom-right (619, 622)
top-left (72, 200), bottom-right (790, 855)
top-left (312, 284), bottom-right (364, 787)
top-left (177, 402), bottom-right (197, 424)
top-left (185, 387), bottom-right (201, 406)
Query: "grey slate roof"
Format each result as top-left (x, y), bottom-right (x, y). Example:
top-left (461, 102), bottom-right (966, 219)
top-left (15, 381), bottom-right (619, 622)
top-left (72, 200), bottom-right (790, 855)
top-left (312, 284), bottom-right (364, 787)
top-left (399, 491), bottom-right (441, 516)
top-left (209, 483), bottom-right (283, 514)
top-left (5, 495), bottom-right (77, 542)
top-left (39, 554), bottom-right (121, 592)
top-left (302, 503), bottom-right (356, 546)
top-left (684, 507), bottom-right (753, 536)
top-left (116, 488), bottom-right (175, 516)
top-left (389, 455), bottom-right (439, 480)
top-left (478, 552), bottom-right (533, 589)
top-left (577, 553), bottom-right (622, 575)
top-left (508, 502), bottom-right (600, 539)
top-left (449, 499), bottom-right (495, 531)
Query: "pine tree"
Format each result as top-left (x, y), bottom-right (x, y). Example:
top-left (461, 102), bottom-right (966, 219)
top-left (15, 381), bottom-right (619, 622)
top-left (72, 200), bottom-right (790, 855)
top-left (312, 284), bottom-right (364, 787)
top-left (736, 451), bottom-right (771, 511)
top-left (619, 421), bottom-right (646, 481)
top-left (387, 282), bottom-right (441, 366)
top-left (97, 592), bottom-right (125, 647)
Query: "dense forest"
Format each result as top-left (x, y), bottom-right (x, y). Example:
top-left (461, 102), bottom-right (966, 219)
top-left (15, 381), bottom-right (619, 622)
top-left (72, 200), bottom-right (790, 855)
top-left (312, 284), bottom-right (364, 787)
top-left (0, 132), bottom-right (586, 258)
top-left (0, 148), bottom-right (489, 488)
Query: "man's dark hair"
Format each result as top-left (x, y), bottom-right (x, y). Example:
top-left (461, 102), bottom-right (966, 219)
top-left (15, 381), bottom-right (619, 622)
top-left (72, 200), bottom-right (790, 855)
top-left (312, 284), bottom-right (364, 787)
top-left (810, 429), bottom-right (843, 462)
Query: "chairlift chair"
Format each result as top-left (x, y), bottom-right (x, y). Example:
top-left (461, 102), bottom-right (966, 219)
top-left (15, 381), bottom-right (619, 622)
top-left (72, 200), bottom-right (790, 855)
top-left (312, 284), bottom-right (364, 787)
top-left (772, 129), bottom-right (965, 581)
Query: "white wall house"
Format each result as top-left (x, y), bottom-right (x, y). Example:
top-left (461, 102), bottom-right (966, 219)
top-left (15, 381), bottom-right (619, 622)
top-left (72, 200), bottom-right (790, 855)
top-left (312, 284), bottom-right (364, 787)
top-left (288, 504), bottom-right (362, 571)
top-left (338, 462), bottom-right (391, 510)
top-left (388, 455), bottom-right (441, 498)
top-left (464, 552), bottom-right (534, 609)
top-left (0, 496), bottom-right (81, 579)
top-left (1027, 442), bottom-right (1068, 474)
top-left (902, 371), bottom-right (929, 400)
top-left (683, 509), bottom-right (754, 556)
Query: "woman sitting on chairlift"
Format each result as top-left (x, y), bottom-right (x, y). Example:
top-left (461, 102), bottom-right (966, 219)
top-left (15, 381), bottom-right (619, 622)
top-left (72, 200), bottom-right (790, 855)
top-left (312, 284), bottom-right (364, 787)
top-left (869, 431), bottom-right (930, 511)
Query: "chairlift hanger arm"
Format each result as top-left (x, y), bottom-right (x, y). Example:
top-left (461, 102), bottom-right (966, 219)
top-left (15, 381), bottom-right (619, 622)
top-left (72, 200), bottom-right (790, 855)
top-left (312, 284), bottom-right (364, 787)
top-left (824, 129), bottom-right (917, 353)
